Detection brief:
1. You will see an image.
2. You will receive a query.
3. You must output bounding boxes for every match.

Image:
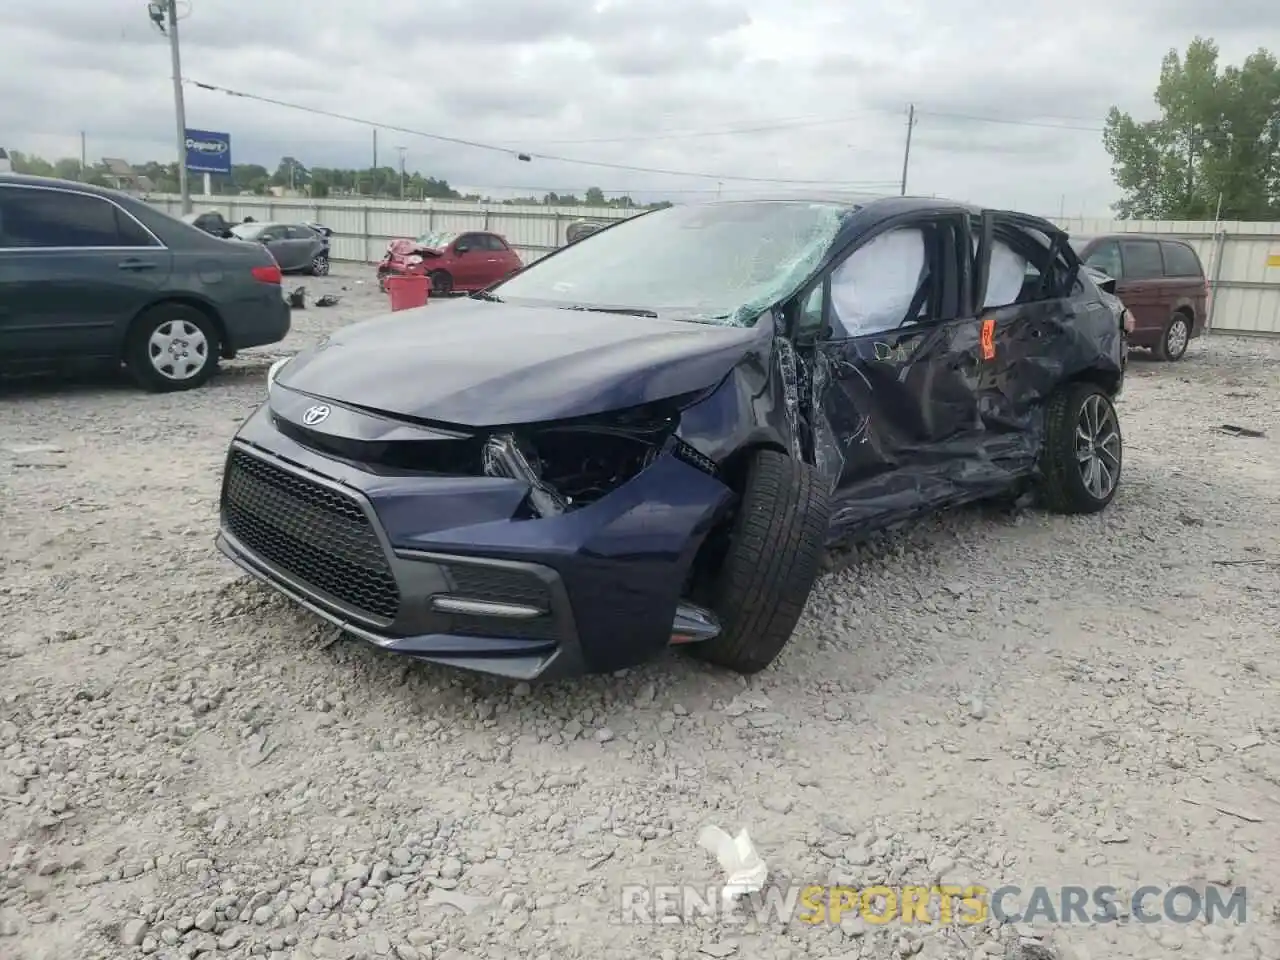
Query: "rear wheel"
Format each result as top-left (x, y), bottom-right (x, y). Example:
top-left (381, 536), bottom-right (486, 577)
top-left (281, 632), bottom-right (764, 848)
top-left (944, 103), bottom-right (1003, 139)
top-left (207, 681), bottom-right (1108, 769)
top-left (1037, 381), bottom-right (1122, 514)
top-left (1153, 311), bottom-right (1191, 361)
top-left (125, 304), bottom-right (221, 392)
top-left (430, 270), bottom-right (453, 296)
top-left (688, 449), bottom-right (831, 674)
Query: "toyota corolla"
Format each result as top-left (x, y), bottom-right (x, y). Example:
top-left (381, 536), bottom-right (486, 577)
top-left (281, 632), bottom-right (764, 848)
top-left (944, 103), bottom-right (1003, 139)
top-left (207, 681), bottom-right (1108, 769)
top-left (215, 198), bottom-right (1125, 680)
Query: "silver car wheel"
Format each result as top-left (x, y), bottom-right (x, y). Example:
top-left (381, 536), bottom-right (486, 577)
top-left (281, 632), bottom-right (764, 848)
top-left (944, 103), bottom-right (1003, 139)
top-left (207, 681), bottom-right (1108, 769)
top-left (148, 319), bottom-right (209, 381)
top-left (313, 253), bottom-right (330, 276)
top-left (1166, 316), bottom-right (1189, 358)
top-left (1075, 393), bottom-right (1121, 501)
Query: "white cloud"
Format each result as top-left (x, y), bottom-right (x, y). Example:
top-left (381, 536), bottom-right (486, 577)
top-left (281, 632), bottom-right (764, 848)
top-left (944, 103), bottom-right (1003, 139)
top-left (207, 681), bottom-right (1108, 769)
top-left (1, 0), bottom-right (1275, 214)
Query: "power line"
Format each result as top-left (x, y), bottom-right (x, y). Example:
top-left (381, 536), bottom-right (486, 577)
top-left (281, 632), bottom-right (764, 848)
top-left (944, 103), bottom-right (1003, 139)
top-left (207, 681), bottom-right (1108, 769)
top-left (510, 111), bottom-right (884, 145)
top-left (184, 79), bottom-right (900, 187)
top-left (914, 109), bottom-right (1104, 133)
top-left (509, 106), bottom-right (1110, 146)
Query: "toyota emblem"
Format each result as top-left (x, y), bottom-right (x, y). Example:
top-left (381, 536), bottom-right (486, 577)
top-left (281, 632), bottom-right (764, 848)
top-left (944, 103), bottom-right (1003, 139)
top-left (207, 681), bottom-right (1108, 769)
top-left (302, 404), bottom-right (331, 426)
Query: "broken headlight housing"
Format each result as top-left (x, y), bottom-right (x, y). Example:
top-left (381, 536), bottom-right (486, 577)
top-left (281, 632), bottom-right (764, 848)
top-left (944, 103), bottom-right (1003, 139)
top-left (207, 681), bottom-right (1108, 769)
top-left (481, 396), bottom-right (715, 517)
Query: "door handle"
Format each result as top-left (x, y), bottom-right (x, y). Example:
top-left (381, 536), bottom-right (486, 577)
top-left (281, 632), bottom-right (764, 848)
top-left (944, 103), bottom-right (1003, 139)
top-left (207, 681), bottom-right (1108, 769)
top-left (118, 259), bottom-right (157, 271)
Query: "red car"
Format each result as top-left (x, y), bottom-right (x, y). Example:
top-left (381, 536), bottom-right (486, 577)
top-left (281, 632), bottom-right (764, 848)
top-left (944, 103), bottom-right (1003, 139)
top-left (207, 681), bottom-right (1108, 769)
top-left (376, 230), bottom-right (523, 296)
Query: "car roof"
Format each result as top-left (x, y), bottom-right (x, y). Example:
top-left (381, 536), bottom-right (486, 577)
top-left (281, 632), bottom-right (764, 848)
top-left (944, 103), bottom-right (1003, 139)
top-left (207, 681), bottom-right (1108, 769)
top-left (0, 171), bottom-right (141, 201)
top-left (1080, 232), bottom-right (1193, 247)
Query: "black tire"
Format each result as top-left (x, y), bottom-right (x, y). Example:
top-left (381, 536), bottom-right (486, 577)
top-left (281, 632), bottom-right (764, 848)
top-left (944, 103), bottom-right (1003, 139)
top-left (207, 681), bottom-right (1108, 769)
top-left (688, 449), bottom-right (831, 674)
top-left (1037, 381), bottom-right (1122, 514)
top-left (125, 303), bottom-right (221, 392)
top-left (311, 252), bottom-right (330, 276)
top-left (429, 270), bottom-right (453, 296)
top-left (1153, 311), bottom-right (1191, 361)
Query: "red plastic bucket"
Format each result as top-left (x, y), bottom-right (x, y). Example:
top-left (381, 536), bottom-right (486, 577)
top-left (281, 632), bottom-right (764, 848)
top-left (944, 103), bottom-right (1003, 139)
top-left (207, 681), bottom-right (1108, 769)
top-left (386, 274), bottom-right (429, 311)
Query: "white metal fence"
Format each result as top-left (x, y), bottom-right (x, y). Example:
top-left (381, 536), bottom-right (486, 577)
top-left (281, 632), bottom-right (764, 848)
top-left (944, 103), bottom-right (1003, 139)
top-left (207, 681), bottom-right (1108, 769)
top-left (1054, 217), bottom-right (1280, 339)
top-left (143, 194), bottom-right (635, 265)
top-left (142, 195), bottom-right (1280, 338)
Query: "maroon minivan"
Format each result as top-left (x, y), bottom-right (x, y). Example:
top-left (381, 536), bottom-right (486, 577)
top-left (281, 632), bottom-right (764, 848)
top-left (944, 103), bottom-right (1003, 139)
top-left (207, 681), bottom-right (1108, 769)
top-left (1069, 234), bottom-right (1208, 361)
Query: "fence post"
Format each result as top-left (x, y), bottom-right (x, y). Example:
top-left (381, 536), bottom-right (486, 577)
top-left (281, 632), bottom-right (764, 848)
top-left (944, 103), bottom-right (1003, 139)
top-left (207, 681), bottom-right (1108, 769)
top-left (427, 206), bottom-right (434, 231)
top-left (1206, 226), bottom-right (1228, 333)
top-left (362, 205), bottom-right (370, 264)
top-left (553, 212), bottom-right (562, 248)
top-left (483, 207), bottom-right (490, 230)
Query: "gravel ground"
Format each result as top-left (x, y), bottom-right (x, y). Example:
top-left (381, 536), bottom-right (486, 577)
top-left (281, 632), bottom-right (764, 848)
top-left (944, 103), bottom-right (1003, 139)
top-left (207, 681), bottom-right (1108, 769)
top-left (2, 265), bottom-right (1279, 960)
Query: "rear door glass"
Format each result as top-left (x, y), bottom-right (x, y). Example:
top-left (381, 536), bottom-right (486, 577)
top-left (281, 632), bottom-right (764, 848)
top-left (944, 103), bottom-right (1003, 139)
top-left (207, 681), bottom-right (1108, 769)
top-left (1119, 240), bottom-right (1163, 280)
top-left (0, 187), bottom-right (122, 248)
top-left (115, 209), bottom-right (159, 247)
top-left (1159, 241), bottom-right (1203, 277)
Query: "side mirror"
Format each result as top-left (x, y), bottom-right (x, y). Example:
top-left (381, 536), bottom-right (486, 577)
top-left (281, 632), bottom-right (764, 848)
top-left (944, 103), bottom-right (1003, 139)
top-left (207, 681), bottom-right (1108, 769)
top-left (454, 243), bottom-right (469, 254)
top-left (1097, 275), bottom-right (1117, 296)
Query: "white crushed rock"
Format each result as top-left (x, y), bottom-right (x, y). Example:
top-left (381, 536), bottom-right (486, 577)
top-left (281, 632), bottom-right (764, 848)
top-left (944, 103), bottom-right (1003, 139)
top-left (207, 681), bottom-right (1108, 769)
top-left (1, 266), bottom-right (1278, 960)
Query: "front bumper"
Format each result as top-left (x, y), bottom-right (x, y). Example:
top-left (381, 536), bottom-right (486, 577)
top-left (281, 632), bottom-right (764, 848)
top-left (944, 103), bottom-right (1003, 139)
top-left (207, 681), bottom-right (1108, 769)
top-left (215, 405), bottom-right (733, 679)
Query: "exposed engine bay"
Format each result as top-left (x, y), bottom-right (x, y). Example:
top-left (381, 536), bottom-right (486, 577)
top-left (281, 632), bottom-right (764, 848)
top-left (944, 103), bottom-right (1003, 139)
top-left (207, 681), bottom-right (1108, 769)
top-left (481, 414), bottom-right (680, 516)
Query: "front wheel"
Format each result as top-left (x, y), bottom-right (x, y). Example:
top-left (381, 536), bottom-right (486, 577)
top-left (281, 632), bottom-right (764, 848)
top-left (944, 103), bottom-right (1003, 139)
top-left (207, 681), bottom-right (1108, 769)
top-left (1037, 381), bottom-right (1122, 514)
top-left (311, 252), bottom-right (330, 276)
top-left (429, 270), bottom-right (453, 296)
top-left (125, 304), bottom-right (221, 392)
top-left (687, 449), bottom-right (831, 674)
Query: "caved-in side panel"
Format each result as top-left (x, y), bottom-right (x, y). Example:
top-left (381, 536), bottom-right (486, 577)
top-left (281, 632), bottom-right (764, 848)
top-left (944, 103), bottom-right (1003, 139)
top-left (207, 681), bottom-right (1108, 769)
top-left (812, 290), bottom-right (1124, 545)
top-left (813, 317), bottom-right (1028, 545)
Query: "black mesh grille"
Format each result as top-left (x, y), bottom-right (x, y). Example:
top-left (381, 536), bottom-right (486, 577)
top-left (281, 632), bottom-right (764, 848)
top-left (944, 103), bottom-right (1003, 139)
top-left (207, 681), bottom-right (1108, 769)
top-left (222, 449), bottom-right (400, 621)
top-left (445, 563), bottom-right (551, 608)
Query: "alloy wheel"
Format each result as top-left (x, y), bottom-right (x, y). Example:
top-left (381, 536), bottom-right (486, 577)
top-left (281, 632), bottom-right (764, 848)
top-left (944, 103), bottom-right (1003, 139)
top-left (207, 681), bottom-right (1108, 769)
top-left (1166, 316), bottom-right (1189, 358)
top-left (1075, 393), bottom-right (1121, 501)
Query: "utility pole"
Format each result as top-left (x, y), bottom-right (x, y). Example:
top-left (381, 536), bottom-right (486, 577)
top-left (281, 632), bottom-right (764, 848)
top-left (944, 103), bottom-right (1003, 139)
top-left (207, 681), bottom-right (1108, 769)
top-left (80, 131), bottom-right (86, 180)
top-left (397, 146), bottom-right (407, 198)
top-left (900, 103), bottom-right (915, 197)
top-left (371, 129), bottom-right (378, 197)
top-left (164, 0), bottom-right (191, 213)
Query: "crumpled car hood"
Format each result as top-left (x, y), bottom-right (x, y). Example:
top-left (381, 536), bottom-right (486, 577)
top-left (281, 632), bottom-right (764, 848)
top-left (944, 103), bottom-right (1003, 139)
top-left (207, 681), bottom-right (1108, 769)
top-left (386, 238), bottom-right (440, 258)
top-left (274, 298), bottom-right (763, 427)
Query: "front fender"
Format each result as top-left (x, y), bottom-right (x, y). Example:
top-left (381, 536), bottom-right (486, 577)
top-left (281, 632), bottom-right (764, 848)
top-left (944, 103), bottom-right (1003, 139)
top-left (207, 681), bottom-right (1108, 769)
top-left (676, 336), bottom-right (797, 464)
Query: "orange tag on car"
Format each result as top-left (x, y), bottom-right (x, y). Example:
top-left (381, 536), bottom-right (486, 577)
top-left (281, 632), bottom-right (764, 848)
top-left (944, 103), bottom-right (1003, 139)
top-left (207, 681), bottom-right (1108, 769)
top-left (980, 317), bottom-right (996, 360)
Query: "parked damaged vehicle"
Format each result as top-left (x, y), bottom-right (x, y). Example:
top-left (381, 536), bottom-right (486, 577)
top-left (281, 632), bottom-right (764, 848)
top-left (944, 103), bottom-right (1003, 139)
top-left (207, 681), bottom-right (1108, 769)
top-left (216, 198), bottom-right (1125, 681)
top-left (375, 230), bottom-right (522, 295)
top-left (229, 221), bottom-right (332, 276)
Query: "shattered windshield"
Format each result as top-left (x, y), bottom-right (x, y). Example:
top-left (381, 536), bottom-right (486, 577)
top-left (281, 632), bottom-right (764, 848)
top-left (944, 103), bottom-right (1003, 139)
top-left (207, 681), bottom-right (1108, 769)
top-left (488, 201), bottom-right (849, 325)
top-left (416, 230), bottom-right (458, 248)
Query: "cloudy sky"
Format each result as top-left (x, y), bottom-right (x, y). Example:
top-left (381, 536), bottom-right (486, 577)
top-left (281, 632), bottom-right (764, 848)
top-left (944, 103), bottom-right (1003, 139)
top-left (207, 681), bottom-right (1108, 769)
top-left (2, 1), bottom-right (1275, 214)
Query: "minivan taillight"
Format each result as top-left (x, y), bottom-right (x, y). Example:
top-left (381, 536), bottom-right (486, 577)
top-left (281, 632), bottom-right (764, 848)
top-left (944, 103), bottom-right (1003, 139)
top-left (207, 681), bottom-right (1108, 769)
top-left (252, 264), bottom-right (282, 284)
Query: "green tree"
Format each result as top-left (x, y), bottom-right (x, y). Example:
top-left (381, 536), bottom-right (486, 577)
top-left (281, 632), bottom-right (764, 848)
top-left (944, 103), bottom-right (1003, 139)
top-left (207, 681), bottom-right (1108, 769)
top-left (3, 150), bottom-right (672, 207)
top-left (272, 156), bottom-right (310, 190)
top-left (1104, 37), bottom-right (1280, 220)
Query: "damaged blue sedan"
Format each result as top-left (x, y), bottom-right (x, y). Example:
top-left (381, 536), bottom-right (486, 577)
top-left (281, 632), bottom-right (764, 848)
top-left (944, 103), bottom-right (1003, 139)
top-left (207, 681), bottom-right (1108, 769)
top-left (216, 198), bottom-right (1125, 680)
